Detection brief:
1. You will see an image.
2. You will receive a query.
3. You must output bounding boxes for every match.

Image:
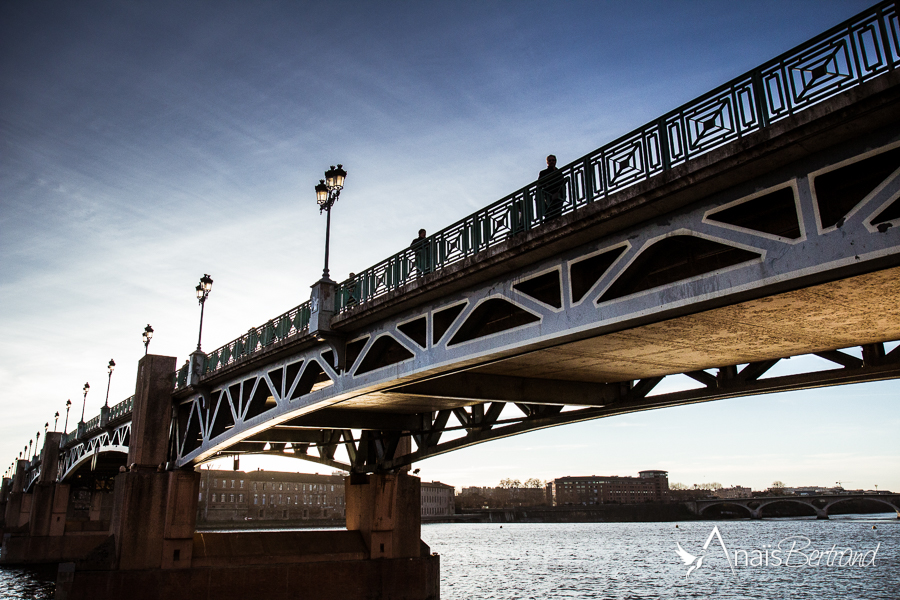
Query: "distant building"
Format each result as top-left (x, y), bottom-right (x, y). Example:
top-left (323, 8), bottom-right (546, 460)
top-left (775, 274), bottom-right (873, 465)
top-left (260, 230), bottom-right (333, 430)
top-left (456, 485), bottom-right (549, 508)
top-left (198, 470), bottom-right (346, 524)
top-left (550, 470), bottom-right (669, 505)
top-left (197, 470), bottom-right (454, 524)
top-left (714, 486), bottom-right (752, 499)
top-left (421, 481), bottom-right (455, 517)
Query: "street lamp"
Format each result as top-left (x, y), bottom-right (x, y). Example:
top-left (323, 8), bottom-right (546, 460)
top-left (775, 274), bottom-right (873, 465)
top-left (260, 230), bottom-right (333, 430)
top-left (142, 324), bottom-right (154, 355)
top-left (63, 400), bottom-right (71, 433)
top-left (195, 274), bottom-right (213, 352)
top-left (54, 412), bottom-right (59, 432)
top-left (104, 359), bottom-right (115, 408)
top-left (80, 382), bottom-right (90, 424)
top-left (35, 431), bottom-right (40, 458)
top-left (315, 164), bottom-right (347, 280)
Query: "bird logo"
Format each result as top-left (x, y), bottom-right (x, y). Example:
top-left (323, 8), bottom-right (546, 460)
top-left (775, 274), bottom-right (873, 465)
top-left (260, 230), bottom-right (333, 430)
top-left (674, 526), bottom-right (735, 578)
top-left (675, 542), bottom-right (704, 577)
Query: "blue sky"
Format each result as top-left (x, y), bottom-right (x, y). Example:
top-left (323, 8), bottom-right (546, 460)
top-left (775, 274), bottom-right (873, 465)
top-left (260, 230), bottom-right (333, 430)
top-left (2, 0), bottom-right (896, 492)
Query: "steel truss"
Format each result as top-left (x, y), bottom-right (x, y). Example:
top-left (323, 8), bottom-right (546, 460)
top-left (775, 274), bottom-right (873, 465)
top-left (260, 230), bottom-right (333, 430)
top-left (218, 341), bottom-right (899, 474)
top-left (59, 421), bottom-right (131, 481)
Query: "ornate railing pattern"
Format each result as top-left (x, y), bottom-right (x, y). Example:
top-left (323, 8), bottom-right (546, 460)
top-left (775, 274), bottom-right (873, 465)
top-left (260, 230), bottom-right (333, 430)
top-left (332, 0), bottom-right (899, 312)
top-left (57, 396), bottom-right (135, 447)
top-left (197, 300), bottom-right (312, 380)
top-left (170, 1), bottom-right (898, 388)
top-left (177, 300), bottom-right (313, 385)
top-left (108, 396), bottom-right (134, 421)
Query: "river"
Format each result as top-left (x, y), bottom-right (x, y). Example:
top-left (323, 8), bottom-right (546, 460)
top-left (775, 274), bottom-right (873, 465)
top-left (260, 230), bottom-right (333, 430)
top-left (1, 513), bottom-right (896, 599)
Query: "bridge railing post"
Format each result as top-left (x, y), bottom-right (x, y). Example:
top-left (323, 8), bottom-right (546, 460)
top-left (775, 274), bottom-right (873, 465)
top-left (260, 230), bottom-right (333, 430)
top-left (309, 278), bottom-right (338, 337)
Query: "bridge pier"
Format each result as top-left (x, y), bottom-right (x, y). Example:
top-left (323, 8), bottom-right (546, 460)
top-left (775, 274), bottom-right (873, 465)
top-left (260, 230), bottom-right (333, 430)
top-left (57, 354), bottom-right (439, 600)
top-left (2, 459), bottom-right (31, 531)
top-left (346, 472), bottom-right (423, 560)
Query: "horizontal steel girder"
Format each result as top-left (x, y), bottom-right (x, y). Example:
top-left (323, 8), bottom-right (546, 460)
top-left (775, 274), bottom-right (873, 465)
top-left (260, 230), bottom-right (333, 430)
top-left (242, 342), bottom-right (899, 473)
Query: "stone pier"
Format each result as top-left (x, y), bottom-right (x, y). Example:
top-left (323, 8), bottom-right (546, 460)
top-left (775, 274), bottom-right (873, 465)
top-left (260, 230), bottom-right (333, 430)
top-left (53, 354), bottom-right (439, 600)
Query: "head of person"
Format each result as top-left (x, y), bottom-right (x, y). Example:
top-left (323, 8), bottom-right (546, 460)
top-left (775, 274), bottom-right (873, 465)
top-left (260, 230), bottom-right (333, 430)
top-left (418, 228), bottom-right (426, 238)
top-left (349, 272), bottom-right (355, 280)
top-left (546, 155), bottom-right (557, 167)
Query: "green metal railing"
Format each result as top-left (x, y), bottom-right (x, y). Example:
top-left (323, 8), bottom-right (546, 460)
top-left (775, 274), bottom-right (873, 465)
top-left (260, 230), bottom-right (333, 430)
top-left (172, 0), bottom-right (899, 389)
top-left (173, 300), bottom-right (314, 386)
top-left (58, 395), bottom-right (136, 447)
top-left (109, 396), bottom-right (134, 421)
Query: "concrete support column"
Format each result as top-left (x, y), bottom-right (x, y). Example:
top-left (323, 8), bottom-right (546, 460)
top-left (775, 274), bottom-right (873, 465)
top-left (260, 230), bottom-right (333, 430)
top-left (29, 433), bottom-right (63, 537)
top-left (49, 484), bottom-right (70, 537)
top-left (108, 354), bottom-right (199, 571)
top-left (0, 477), bottom-right (10, 529)
top-left (128, 354), bottom-right (177, 470)
top-left (345, 472), bottom-right (422, 559)
top-left (110, 469), bottom-right (199, 570)
top-left (815, 507), bottom-right (829, 520)
top-left (4, 460), bottom-right (29, 529)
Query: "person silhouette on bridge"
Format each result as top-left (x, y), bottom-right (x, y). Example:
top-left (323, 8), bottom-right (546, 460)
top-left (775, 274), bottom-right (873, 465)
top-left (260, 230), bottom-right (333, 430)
top-left (410, 229), bottom-right (432, 276)
top-left (538, 154), bottom-right (566, 221)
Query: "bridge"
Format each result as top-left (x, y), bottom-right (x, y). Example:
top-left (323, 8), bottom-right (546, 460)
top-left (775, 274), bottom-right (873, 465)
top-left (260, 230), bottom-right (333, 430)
top-left (688, 493), bottom-right (900, 520)
top-left (3, 3), bottom-right (900, 598)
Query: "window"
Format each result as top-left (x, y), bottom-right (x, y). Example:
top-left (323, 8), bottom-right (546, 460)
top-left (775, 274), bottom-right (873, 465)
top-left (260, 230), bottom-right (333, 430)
top-left (212, 493), bottom-right (217, 502)
top-left (254, 495), bottom-right (258, 505)
top-left (230, 494), bottom-right (234, 502)
top-left (239, 494), bottom-right (244, 502)
top-left (240, 480), bottom-right (244, 488)
top-left (253, 482), bottom-right (257, 491)
top-left (231, 480), bottom-right (235, 488)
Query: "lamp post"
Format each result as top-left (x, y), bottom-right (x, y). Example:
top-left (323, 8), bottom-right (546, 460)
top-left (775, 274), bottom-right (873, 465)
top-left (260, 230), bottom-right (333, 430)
top-left (104, 359), bottom-right (115, 408)
top-left (80, 382), bottom-right (90, 424)
top-left (35, 431), bottom-right (40, 458)
top-left (142, 324), bottom-right (154, 355)
top-left (195, 274), bottom-right (213, 352)
top-left (315, 164), bottom-right (347, 280)
top-left (54, 412), bottom-right (59, 432)
top-left (28, 439), bottom-right (33, 460)
top-left (63, 400), bottom-right (71, 433)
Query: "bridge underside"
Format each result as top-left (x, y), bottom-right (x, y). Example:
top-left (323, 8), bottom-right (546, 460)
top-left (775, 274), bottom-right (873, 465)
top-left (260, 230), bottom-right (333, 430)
top-left (228, 265), bottom-right (900, 473)
top-left (348, 265), bottom-right (900, 409)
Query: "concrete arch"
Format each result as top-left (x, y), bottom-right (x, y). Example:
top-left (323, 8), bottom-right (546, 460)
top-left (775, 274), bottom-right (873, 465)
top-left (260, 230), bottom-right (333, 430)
top-left (697, 502), bottom-right (753, 518)
top-left (756, 498), bottom-right (825, 519)
top-left (823, 496), bottom-right (900, 517)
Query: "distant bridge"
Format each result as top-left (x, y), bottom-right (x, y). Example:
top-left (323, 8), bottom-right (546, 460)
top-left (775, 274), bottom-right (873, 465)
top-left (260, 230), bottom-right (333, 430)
top-left (688, 493), bottom-right (900, 519)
